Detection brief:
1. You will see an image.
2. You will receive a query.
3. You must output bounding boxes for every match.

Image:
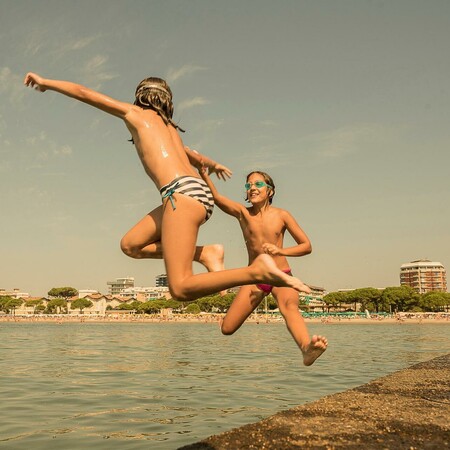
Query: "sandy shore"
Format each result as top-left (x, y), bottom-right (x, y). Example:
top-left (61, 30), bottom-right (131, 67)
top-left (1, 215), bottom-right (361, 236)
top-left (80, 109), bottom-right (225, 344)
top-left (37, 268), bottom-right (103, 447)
top-left (0, 314), bottom-right (449, 324)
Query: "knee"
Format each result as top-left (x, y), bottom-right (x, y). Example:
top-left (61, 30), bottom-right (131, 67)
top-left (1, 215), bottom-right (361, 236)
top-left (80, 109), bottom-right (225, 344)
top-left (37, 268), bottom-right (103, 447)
top-left (168, 283), bottom-right (195, 303)
top-left (278, 301), bottom-right (299, 317)
top-left (220, 323), bottom-right (236, 336)
top-left (120, 237), bottom-right (139, 259)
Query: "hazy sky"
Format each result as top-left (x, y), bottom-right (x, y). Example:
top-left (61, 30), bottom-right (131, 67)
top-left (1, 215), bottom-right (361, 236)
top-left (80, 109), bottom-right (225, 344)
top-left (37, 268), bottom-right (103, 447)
top-left (1, 0), bottom-right (449, 297)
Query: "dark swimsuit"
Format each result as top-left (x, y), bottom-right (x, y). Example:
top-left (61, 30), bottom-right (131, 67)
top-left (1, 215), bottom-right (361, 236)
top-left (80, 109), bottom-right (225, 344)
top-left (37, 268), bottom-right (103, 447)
top-left (160, 176), bottom-right (214, 221)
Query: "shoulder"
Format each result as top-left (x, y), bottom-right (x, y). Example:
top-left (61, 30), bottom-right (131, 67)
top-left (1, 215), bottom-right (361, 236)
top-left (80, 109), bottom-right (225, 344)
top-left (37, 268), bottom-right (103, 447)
top-left (125, 107), bottom-right (165, 128)
top-left (125, 105), bottom-right (151, 120)
top-left (271, 207), bottom-right (295, 222)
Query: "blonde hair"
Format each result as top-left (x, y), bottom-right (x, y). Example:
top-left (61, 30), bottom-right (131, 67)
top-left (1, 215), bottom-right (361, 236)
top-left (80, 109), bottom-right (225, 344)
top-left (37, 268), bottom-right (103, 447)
top-left (134, 77), bottom-right (184, 132)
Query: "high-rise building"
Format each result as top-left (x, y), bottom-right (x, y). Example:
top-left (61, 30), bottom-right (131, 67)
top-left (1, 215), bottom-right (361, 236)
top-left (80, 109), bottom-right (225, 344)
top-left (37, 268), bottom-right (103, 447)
top-left (400, 259), bottom-right (447, 294)
top-left (107, 277), bottom-right (135, 296)
top-left (156, 274), bottom-right (168, 287)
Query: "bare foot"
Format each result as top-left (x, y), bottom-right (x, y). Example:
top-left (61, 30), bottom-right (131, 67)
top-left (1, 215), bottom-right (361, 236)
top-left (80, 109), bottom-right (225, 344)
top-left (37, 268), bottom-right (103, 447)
top-left (195, 244), bottom-right (227, 295)
top-left (251, 254), bottom-right (311, 293)
top-left (302, 335), bottom-right (328, 366)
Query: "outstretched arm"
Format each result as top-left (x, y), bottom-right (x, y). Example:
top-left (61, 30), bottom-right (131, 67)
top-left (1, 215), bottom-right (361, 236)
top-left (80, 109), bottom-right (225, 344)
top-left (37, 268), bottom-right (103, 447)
top-left (24, 72), bottom-right (134, 119)
top-left (199, 167), bottom-right (245, 218)
top-left (184, 146), bottom-right (232, 181)
top-left (262, 210), bottom-right (312, 257)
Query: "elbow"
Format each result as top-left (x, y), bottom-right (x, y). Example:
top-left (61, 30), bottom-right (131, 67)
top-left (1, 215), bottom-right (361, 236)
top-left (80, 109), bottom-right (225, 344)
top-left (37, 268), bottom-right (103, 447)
top-left (305, 243), bottom-right (312, 255)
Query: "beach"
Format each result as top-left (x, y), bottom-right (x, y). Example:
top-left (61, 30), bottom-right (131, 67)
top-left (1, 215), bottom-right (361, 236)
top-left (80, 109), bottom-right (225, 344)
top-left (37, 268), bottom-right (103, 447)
top-left (0, 313), bottom-right (448, 325)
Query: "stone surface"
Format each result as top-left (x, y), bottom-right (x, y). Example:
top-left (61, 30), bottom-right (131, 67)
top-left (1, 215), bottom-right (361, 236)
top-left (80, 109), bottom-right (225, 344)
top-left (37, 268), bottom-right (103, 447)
top-left (179, 354), bottom-right (450, 449)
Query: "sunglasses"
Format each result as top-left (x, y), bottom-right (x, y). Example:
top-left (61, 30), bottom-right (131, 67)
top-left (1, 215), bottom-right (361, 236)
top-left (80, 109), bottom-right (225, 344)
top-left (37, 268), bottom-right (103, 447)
top-left (245, 181), bottom-right (272, 190)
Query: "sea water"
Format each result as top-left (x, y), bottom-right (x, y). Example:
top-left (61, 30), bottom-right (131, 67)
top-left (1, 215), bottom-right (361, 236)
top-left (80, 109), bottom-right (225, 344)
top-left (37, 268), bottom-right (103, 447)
top-left (0, 321), bottom-right (448, 449)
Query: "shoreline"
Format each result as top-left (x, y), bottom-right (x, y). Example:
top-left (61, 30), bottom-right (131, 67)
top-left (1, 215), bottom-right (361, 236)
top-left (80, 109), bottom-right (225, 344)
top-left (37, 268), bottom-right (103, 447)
top-left (179, 354), bottom-right (450, 449)
top-left (0, 314), bottom-right (449, 325)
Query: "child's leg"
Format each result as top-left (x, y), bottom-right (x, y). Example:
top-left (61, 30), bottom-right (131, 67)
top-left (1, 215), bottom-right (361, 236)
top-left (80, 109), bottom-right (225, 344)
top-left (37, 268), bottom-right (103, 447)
top-left (120, 205), bottom-right (224, 272)
top-left (120, 206), bottom-right (163, 258)
top-left (220, 285), bottom-right (265, 335)
top-left (273, 287), bottom-right (327, 366)
top-left (161, 194), bottom-right (305, 301)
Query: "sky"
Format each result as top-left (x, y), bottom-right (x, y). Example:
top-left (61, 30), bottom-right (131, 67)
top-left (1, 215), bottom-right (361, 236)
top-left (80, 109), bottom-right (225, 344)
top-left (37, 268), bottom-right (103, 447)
top-left (1, 0), bottom-right (449, 297)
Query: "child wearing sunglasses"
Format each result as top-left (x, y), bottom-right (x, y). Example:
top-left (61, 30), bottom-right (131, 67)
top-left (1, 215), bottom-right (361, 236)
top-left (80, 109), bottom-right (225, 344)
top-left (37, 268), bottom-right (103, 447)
top-left (24, 72), bottom-right (306, 301)
top-left (200, 169), bottom-right (327, 366)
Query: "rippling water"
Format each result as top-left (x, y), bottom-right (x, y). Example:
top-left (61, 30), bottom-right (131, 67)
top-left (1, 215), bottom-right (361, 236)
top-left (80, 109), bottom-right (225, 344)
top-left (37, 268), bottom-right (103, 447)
top-left (0, 322), bottom-right (449, 449)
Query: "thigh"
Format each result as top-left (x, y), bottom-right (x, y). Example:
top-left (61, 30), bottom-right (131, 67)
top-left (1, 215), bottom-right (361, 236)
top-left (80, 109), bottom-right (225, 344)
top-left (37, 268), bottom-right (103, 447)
top-left (273, 287), bottom-right (300, 311)
top-left (122, 205), bottom-right (163, 247)
top-left (161, 193), bottom-right (206, 281)
top-left (223, 285), bottom-right (266, 331)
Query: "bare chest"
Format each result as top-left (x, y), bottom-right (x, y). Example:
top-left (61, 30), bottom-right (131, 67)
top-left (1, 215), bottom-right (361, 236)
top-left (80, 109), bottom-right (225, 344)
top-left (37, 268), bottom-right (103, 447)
top-left (240, 212), bottom-right (285, 244)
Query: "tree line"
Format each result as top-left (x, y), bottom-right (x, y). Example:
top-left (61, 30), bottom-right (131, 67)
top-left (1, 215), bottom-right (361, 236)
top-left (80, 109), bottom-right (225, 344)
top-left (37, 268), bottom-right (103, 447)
top-left (1, 285), bottom-right (449, 315)
top-left (323, 286), bottom-right (450, 313)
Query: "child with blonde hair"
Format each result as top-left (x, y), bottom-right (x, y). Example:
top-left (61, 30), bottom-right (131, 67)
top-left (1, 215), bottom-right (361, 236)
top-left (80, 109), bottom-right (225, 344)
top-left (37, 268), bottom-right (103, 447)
top-left (24, 73), bottom-right (306, 301)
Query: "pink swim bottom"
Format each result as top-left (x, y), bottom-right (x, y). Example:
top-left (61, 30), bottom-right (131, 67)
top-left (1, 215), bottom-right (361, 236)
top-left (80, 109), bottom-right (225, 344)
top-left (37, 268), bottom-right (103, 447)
top-left (256, 269), bottom-right (293, 294)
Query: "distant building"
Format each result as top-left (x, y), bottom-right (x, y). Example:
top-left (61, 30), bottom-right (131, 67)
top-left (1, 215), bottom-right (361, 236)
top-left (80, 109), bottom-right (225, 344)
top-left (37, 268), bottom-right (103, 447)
top-left (156, 274), bottom-right (168, 287)
top-left (107, 277), bottom-right (135, 296)
top-left (0, 288), bottom-right (30, 299)
top-left (121, 286), bottom-right (171, 301)
top-left (78, 289), bottom-right (100, 298)
top-left (300, 285), bottom-right (326, 311)
top-left (400, 259), bottom-right (447, 294)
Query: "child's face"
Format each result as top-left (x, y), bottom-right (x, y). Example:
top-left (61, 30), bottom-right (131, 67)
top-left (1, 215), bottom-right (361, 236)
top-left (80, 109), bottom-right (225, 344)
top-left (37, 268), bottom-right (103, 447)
top-left (245, 173), bottom-right (272, 204)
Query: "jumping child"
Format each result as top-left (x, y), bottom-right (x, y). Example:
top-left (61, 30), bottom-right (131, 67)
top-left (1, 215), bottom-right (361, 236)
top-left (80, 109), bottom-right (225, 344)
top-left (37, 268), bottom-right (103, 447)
top-left (24, 73), bottom-right (305, 301)
top-left (200, 169), bottom-right (327, 365)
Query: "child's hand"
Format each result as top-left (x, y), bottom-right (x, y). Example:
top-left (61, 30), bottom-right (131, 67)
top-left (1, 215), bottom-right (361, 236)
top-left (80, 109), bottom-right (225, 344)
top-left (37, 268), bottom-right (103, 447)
top-left (24, 72), bottom-right (47, 92)
top-left (262, 243), bottom-right (282, 256)
top-left (198, 165), bottom-right (208, 179)
top-left (210, 163), bottom-right (232, 181)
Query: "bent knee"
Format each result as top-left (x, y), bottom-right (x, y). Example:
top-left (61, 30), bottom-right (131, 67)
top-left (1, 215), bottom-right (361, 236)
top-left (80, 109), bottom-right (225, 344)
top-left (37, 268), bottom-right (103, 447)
top-left (168, 284), bottom-right (196, 303)
top-left (220, 324), bottom-right (236, 336)
top-left (120, 238), bottom-right (139, 258)
top-left (278, 301), bottom-right (300, 316)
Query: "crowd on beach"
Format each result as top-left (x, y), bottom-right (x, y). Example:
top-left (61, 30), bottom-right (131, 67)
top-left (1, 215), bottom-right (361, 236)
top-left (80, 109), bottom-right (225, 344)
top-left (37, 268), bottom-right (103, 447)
top-left (1, 312), bottom-right (448, 324)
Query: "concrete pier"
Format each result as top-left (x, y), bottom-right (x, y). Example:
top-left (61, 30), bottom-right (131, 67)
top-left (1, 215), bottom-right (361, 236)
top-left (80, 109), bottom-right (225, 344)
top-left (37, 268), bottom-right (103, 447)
top-left (180, 354), bottom-right (449, 449)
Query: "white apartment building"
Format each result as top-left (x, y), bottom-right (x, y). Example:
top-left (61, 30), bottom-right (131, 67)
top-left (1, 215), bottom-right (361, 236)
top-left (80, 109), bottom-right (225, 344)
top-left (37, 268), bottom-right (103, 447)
top-left (107, 277), bottom-right (135, 296)
top-left (121, 286), bottom-right (170, 301)
top-left (400, 259), bottom-right (447, 294)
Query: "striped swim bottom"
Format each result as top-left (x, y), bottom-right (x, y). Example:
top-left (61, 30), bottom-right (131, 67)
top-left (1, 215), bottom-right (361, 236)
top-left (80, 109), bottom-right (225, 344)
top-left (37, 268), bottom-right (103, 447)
top-left (159, 176), bottom-right (214, 222)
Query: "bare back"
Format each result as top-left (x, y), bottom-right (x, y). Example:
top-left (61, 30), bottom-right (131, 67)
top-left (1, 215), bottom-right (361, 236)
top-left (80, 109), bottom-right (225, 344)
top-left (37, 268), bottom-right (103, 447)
top-left (124, 108), bottom-right (199, 188)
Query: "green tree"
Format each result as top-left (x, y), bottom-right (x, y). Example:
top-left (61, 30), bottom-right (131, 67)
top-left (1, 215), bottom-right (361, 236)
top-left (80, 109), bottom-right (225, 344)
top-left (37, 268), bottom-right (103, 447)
top-left (255, 294), bottom-right (277, 312)
top-left (165, 299), bottom-right (183, 310)
top-left (0, 296), bottom-right (13, 313)
top-left (48, 287), bottom-right (78, 314)
top-left (196, 296), bottom-right (215, 312)
top-left (48, 287), bottom-right (78, 299)
top-left (185, 303), bottom-right (201, 314)
top-left (25, 299), bottom-right (45, 314)
top-left (130, 300), bottom-right (142, 310)
top-left (138, 299), bottom-right (171, 314)
top-left (323, 292), bottom-right (348, 312)
top-left (71, 298), bottom-right (93, 313)
top-left (210, 293), bottom-right (235, 312)
top-left (420, 292), bottom-right (448, 312)
top-left (115, 303), bottom-right (135, 310)
top-left (45, 298), bottom-right (67, 314)
top-left (0, 297), bottom-right (23, 314)
top-left (347, 288), bottom-right (383, 312)
top-left (381, 286), bottom-right (419, 312)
